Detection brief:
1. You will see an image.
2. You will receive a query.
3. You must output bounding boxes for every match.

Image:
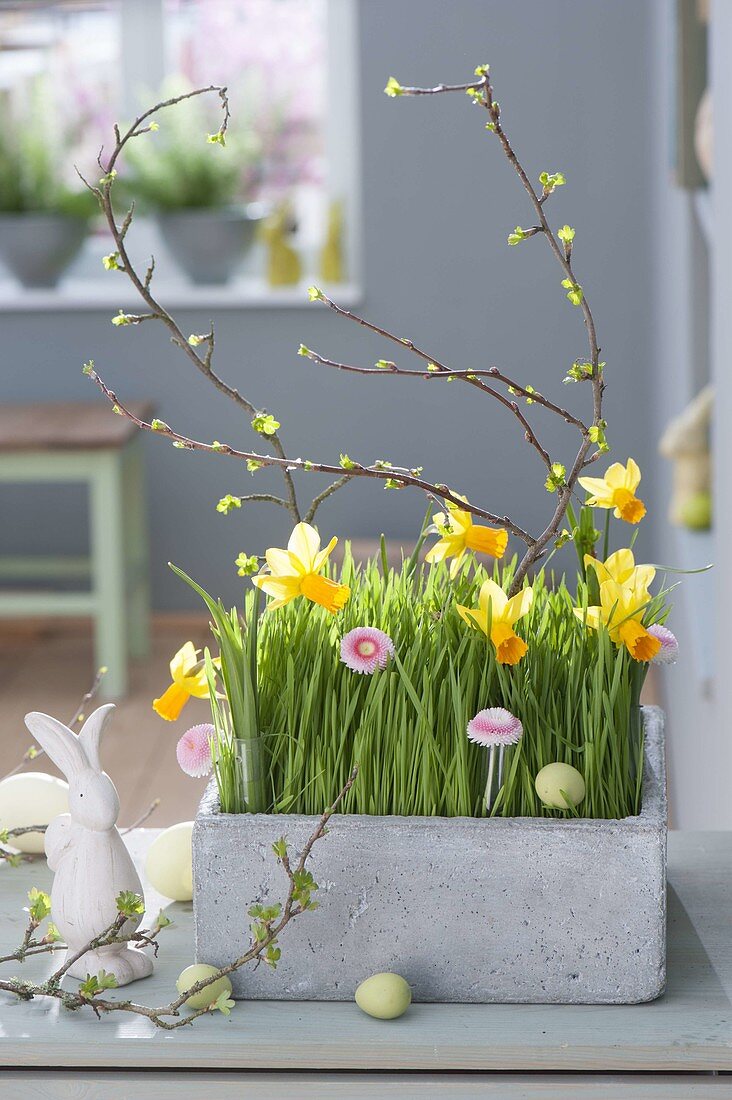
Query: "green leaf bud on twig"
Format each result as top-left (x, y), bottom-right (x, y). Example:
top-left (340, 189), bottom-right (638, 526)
top-left (235, 553), bottom-right (259, 576)
top-left (26, 888), bottom-right (51, 924)
top-left (116, 891), bottom-right (144, 919)
top-left (561, 278), bottom-right (583, 306)
top-left (384, 76), bottom-right (404, 97)
top-left (544, 462), bottom-right (567, 493)
top-left (539, 170), bottom-right (565, 195)
top-left (217, 495), bottom-right (242, 515)
top-left (251, 413), bottom-right (280, 436)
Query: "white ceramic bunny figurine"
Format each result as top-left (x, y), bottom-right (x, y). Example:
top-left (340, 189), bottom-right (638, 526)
top-left (24, 704), bottom-right (153, 985)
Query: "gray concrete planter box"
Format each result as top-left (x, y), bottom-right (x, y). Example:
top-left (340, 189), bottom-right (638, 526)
top-left (193, 706), bottom-right (666, 1004)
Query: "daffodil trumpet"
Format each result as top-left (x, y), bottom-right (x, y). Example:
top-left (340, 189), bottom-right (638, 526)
top-left (578, 458), bottom-right (646, 525)
top-left (253, 522), bottom-right (350, 614)
top-left (153, 641), bottom-right (210, 722)
top-left (425, 496), bottom-right (508, 578)
top-left (573, 579), bottom-right (661, 663)
top-left (457, 578), bottom-right (533, 665)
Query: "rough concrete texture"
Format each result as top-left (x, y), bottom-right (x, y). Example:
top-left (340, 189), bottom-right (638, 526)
top-left (193, 706), bottom-right (666, 1004)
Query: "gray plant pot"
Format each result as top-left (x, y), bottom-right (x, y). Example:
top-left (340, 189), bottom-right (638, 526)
top-left (0, 213), bottom-right (90, 288)
top-left (156, 206), bottom-right (262, 285)
top-left (193, 706), bottom-right (667, 1005)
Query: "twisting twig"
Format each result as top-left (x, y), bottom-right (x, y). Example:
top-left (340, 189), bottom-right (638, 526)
top-left (389, 69), bottom-right (604, 592)
top-left (120, 799), bottom-right (161, 835)
top-left (300, 341), bottom-right (557, 471)
top-left (303, 475), bottom-right (354, 525)
top-left (2, 666), bottom-right (107, 783)
top-left (86, 370), bottom-right (535, 544)
top-left (80, 86), bottom-right (304, 524)
top-left (0, 770), bottom-right (358, 1029)
top-left (82, 71), bottom-right (606, 593)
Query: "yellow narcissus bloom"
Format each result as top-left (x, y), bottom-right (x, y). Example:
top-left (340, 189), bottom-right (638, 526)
top-left (425, 497), bottom-right (508, 578)
top-left (584, 548), bottom-right (655, 593)
top-left (457, 578), bottom-right (533, 665)
top-left (153, 641), bottom-right (209, 722)
top-left (574, 579), bottom-right (661, 662)
top-left (578, 458), bottom-right (646, 524)
top-left (253, 522), bottom-right (350, 613)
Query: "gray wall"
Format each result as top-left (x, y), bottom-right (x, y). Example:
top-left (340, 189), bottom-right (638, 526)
top-left (2, 0), bottom-right (656, 609)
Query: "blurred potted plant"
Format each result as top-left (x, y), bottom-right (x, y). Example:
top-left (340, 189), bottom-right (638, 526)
top-left (0, 86), bottom-right (95, 288)
top-left (124, 85), bottom-right (264, 285)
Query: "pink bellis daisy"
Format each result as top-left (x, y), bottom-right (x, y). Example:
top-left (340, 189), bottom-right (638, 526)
top-left (468, 707), bottom-right (524, 814)
top-left (647, 625), bottom-right (679, 666)
top-left (467, 707), bottom-right (524, 747)
top-left (340, 627), bottom-right (395, 674)
top-left (176, 724), bottom-right (214, 778)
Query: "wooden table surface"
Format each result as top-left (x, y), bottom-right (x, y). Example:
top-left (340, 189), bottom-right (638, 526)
top-left (1, 830), bottom-right (732, 1098)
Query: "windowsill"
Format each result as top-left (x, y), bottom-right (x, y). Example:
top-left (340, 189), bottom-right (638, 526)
top-left (0, 277), bottom-right (363, 313)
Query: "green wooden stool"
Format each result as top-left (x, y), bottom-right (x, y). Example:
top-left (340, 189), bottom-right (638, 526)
top-left (0, 402), bottom-right (153, 698)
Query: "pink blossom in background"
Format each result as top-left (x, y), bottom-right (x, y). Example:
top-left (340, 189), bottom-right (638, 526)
top-left (0, 1), bottom-right (326, 202)
top-left (340, 627), bottom-right (396, 675)
top-left (647, 624), bottom-right (679, 665)
top-left (467, 708), bottom-right (524, 748)
top-left (176, 724), bottom-right (214, 777)
top-left (168, 0), bottom-right (326, 198)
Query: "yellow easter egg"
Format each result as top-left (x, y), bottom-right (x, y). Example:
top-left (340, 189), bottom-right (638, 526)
top-left (535, 763), bottom-right (586, 810)
top-left (0, 772), bottom-right (69, 854)
top-left (144, 821), bottom-right (194, 901)
top-left (355, 972), bottom-right (412, 1019)
top-left (176, 963), bottom-right (232, 1010)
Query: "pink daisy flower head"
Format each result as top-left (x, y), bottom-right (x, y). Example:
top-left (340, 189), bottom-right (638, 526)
top-left (176, 724), bottom-right (214, 778)
top-left (647, 624), bottom-right (679, 666)
top-left (467, 707), bottom-right (523, 748)
top-left (340, 626), bottom-right (395, 674)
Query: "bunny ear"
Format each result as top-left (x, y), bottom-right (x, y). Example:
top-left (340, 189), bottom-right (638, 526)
top-left (24, 712), bottom-right (88, 782)
top-left (78, 704), bottom-right (116, 773)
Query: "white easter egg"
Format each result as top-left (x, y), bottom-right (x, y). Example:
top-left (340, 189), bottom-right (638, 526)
top-left (0, 772), bottom-right (69, 854)
top-left (144, 821), bottom-right (194, 901)
top-left (355, 972), bottom-right (412, 1019)
top-left (176, 963), bottom-right (232, 1010)
top-left (535, 763), bottom-right (586, 810)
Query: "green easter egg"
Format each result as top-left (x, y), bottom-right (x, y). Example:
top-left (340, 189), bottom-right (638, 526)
top-left (535, 762), bottom-right (586, 809)
top-left (145, 821), bottom-right (193, 901)
top-left (355, 972), bottom-right (412, 1019)
top-left (176, 963), bottom-right (232, 1010)
top-left (680, 491), bottom-right (712, 530)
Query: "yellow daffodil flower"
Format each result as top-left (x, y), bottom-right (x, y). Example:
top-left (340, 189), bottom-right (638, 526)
top-left (457, 577), bottom-right (533, 665)
top-left (578, 458), bottom-right (646, 524)
top-left (153, 641), bottom-right (209, 722)
top-left (253, 522), bottom-right (350, 613)
top-left (425, 497), bottom-right (508, 578)
top-left (574, 579), bottom-right (661, 662)
top-left (584, 548), bottom-right (655, 593)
